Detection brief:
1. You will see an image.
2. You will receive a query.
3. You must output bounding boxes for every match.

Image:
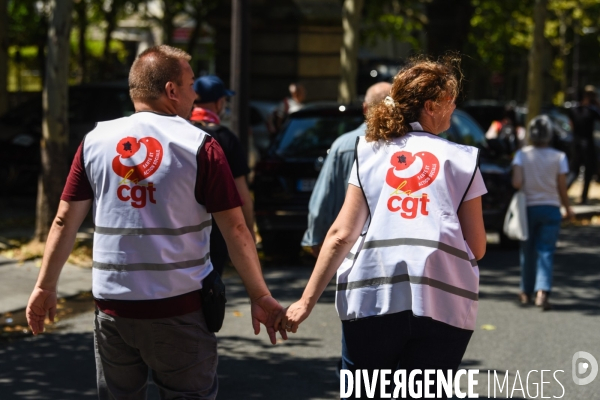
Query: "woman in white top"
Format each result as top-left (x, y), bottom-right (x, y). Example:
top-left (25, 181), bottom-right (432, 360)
top-left (512, 115), bottom-right (574, 310)
top-left (276, 57), bottom-right (487, 399)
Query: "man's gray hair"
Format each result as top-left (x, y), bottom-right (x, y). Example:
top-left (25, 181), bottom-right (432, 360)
top-left (364, 82), bottom-right (393, 107)
top-left (528, 115), bottom-right (554, 146)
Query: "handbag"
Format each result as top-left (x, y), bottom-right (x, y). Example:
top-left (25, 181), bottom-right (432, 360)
top-left (503, 190), bottom-right (528, 241)
top-left (200, 269), bottom-right (227, 332)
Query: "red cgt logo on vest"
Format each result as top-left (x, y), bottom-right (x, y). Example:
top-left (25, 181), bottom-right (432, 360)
top-left (385, 151), bottom-right (439, 219)
top-left (112, 136), bottom-right (163, 208)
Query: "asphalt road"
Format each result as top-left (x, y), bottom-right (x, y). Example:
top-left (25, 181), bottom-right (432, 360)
top-left (0, 224), bottom-right (599, 399)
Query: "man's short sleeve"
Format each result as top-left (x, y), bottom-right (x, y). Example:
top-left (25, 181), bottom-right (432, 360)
top-left (512, 150), bottom-right (523, 167)
top-left (195, 136), bottom-right (242, 213)
top-left (61, 141), bottom-right (94, 201)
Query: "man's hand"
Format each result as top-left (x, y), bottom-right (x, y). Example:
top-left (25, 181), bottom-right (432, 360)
top-left (26, 287), bottom-right (58, 335)
top-left (275, 299), bottom-right (312, 334)
top-left (251, 295), bottom-right (288, 345)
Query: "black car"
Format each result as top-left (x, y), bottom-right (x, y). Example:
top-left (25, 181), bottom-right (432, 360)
top-left (253, 104), bottom-right (364, 252)
top-left (0, 82), bottom-right (134, 193)
top-left (254, 105), bottom-right (515, 254)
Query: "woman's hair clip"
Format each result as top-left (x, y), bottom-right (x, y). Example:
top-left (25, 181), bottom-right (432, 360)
top-left (383, 96), bottom-right (396, 109)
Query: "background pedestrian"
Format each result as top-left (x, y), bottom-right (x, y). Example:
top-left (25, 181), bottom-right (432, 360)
top-left (568, 85), bottom-right (600, 204)
top-left (512, 115), bottom-right (575, 310)
top-left (302, 81), bottom-right (392, 257)
top-left (191, 75), bottom-right (255, 276)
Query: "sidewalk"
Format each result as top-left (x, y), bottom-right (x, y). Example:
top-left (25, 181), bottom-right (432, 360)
top-left (0, 256), bottom-right (91, 314)
top-left (568, 179), bottom-right (600, 218)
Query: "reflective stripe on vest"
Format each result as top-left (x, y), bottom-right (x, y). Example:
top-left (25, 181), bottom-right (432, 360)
top-left (84, 112), bottom-right (214, 301)
top-left (335, 133), bottom-right (480, 330)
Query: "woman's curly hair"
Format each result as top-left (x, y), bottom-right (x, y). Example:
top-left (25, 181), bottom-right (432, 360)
top-left (365, 54), bottom-right (463, 142)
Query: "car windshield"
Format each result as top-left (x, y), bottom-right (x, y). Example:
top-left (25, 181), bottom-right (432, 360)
top-left (276, 115), bottom-right (364, 157)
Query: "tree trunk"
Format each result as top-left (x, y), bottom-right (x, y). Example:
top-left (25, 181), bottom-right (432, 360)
top-left (187, 2), bottom-right (203, 56)
top-left (161, 1), bottom-right (176, 46)
top-left (338, 0), bottom-right (364, 104)
top-left (526, 0), bottom-right (547, 127)
top-left (75, 0), bottom-right (88, 83)
top-left (0, 0), bottom-right (8, 116)
top-left (103, 1), bottom-right (118, 63)
top-left (35, 0), bottom-right (73, 242)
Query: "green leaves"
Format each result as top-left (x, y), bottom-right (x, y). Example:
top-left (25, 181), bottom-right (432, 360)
top-left (362, 0), bottom-right (430, 50)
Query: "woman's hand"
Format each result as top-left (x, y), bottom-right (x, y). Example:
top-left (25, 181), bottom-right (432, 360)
top-left (565, 206), bottom-right (576, 221)
top-left (275, 300), bottom-right (313, 334)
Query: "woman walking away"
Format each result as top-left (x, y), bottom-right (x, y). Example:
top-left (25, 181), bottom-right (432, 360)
top-left (276, 56), bottom-right (487, 399)
top-left (512, 115), bottom-right (575, 310)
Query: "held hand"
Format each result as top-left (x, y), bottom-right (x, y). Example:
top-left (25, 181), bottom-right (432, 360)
top-left (565, 207), bottom-right (576, 221)
top-left (275, 300), bottom-right (312, 334)
top-left (26, 287), bottom-right (57, 335)
top-left (250, 295), bottom-right (288, 345)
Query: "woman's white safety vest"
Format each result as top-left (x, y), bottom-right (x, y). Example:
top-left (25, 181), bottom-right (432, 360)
top-left (336, 130), bottom-right (481, 330)
top-left (83, 112), bottom-right (213, 301)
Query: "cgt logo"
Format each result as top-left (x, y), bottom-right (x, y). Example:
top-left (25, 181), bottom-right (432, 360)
top-left (385, 151), bottom-right (439, 219)
top-left (112, 136), bottom-right (163, 208)
top-left (572, 351), bottom-right (598, 386)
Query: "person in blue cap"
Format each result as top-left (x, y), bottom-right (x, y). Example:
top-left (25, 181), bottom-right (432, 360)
top-left (190, 75), bottom-right (255, 276)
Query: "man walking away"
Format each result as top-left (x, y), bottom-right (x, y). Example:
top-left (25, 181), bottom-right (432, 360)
top-left (272, 82), bottom-right (306, 132)
top-left (302, 82), bottom-right (392, 257)
top-left (191, 75), bottom-right (255, 276)
top-left (569, 85), bottom-right (600, 204)
top-left (26, 45), bottom-right (285, 400)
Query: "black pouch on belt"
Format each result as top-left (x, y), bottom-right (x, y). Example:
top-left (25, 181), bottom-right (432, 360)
top-left (200, 269), bottom-right (227, 332)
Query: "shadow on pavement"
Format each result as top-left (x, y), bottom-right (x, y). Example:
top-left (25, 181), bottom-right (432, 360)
top-left (478, 226), bottom-right (600, 316)
top-left (0, 333), bottom-right (97, 400)
top-left (217, 335), bottom-right (339, 400)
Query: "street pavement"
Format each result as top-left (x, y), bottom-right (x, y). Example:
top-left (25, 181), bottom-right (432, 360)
top-left (0, 223), bottom-right (599, 399)
top-left (0, 256), bottom-right (91, 315)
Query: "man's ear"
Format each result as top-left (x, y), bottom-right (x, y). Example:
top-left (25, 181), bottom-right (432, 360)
top-left (165, 81), bottom-right (178, 101)
top-left (218, 97), bottom-right (226, 110)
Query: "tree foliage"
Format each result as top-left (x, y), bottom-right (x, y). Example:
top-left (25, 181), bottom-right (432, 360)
top-left (362, 0), bottom-right (430, 50)
top-left (470, 0), bottom-right (600, 85)
top-left (469, 0), bottom-right (534, 72)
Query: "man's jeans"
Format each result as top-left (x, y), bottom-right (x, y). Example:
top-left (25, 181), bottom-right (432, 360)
top-left (94, 308), bottom-right (218, 399)
top-left (520, 205), bottom-right (562, 293)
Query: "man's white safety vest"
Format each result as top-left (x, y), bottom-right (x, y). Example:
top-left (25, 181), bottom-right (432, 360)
top-left (83, 112), bottom-right (213, 301)
top-left (336, 130), bottom-right (480, 330)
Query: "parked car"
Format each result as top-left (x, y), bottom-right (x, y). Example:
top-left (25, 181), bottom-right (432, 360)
top-left (0, 82), bottom-right (134, 194)
top-left (253, 103), bottom-right (364, 252)
top-left (253, 105), bottom-right (515, 254)
top-left (444, 110), bottom-right (514, 245)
